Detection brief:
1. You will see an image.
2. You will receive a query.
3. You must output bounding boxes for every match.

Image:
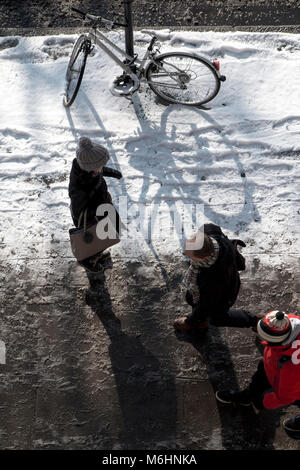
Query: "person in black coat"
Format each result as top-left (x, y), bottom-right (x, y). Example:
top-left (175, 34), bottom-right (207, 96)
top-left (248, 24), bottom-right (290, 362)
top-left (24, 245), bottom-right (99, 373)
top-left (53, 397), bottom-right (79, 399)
top-left (68, 136), bottom-right (122, 272)
top-left (174, 223), bottom-right (258, 331)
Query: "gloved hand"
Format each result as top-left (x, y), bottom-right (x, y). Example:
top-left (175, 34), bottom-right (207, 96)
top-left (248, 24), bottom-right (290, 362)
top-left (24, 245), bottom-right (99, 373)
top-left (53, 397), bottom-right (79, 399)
top-left (103, 167), bottom-right (123, 179)
top-left (231, 239), bottom-right (246, 248)
top-left (231, 239), bottom-right (246, 271)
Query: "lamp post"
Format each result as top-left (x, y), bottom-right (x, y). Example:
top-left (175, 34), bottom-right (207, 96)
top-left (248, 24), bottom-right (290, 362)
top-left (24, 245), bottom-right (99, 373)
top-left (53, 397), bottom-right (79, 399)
top-left (124, 0), bottom-right (134, 58)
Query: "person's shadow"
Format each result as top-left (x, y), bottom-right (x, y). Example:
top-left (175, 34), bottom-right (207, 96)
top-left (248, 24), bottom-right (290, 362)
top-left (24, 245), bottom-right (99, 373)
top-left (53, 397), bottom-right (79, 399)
top-left (176, 325), bottom-right (282, 449)
top-left (85, 270), bottom-right (177, 449)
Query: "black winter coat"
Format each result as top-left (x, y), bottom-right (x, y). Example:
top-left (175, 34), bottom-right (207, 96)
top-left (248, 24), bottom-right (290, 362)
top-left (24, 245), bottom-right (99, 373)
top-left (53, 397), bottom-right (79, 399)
top-left (68, 158), bottom-right (121, 227)
top-left (194, 223), bottom-right (245, 317)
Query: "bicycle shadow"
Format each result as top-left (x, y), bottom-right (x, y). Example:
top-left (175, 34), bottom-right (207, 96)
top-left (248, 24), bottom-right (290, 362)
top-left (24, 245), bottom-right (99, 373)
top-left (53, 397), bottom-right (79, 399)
top-left (65, 87), bottom-right (261, 288)
top-left (85, 270), bottom-right (177, 449)
top-left (129, 93), bottom-right (261, 250)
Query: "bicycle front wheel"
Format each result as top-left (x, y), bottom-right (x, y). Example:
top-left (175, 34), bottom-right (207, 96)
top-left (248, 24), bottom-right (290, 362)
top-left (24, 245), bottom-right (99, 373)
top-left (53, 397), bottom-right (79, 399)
top-left (63, 35), bottom-right (91, 107)
top-left (146, 52), bottom-right (220, 106)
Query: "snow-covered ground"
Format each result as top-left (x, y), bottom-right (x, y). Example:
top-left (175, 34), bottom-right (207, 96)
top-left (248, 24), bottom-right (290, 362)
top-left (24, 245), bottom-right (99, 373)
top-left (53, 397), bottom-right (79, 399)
top-left (0, 30), bottom-right (299, 270)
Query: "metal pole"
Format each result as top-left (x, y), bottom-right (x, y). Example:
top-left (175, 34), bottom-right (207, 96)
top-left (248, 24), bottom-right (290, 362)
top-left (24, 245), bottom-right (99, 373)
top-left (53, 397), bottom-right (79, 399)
top-left (124, 0), bottom-right (134, 58)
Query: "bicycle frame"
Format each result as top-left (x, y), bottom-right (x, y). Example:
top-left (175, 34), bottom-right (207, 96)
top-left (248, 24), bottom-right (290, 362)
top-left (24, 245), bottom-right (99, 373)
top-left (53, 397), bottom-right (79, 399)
top-left (71, 4), bottom-right (203, 93)
top-left (87, 27), bottom-right (152, 80)
top-left (87, 28), bottom-right (191, 94)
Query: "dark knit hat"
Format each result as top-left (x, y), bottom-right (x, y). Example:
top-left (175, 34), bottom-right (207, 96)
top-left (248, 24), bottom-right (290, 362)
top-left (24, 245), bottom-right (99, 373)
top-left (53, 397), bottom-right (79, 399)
top-left (257, 310), bottom-right (291, 343)
top-left (76, 136), bottom-right (110, 172)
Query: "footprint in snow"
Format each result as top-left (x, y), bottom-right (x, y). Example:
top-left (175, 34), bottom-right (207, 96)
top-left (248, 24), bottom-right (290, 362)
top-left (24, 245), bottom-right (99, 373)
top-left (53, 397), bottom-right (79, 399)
top-left (42, 37), bottom-right (75, 60)
top-left (0, 38), bottom-right (19, 51)
top-left (273, 117), bottom-right (300, 131)
top-left (43, 37), bottom-right (75, 47)
top-left (0, 128), bottom-right (31, 143)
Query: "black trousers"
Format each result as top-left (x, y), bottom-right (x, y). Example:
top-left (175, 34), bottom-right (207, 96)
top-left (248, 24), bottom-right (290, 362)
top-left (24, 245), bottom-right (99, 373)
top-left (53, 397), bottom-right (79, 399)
top-left (185, 291), bottom-right (257, 328)
top-left (248, 359), bottom-right (300, 410)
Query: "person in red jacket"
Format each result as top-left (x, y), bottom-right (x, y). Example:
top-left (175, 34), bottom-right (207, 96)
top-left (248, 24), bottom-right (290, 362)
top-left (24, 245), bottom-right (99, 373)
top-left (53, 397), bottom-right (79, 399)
top-left (215, 310), bottom-right (300, 434)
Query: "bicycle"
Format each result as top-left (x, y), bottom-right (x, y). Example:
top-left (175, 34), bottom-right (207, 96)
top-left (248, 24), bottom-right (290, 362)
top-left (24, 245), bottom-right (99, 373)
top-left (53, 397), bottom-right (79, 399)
top-left (63, 1), bottom-right (226, 108)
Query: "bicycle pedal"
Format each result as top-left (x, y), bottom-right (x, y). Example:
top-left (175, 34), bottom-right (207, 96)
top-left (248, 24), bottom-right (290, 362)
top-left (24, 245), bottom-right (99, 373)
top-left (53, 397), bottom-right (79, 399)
top-left (110, 73), bottom-right (139, 97)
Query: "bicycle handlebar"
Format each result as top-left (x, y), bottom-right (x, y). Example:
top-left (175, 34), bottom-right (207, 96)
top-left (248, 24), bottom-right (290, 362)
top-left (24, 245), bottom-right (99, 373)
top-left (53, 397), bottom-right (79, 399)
top-left (71, 6), bottom-right (127, 28)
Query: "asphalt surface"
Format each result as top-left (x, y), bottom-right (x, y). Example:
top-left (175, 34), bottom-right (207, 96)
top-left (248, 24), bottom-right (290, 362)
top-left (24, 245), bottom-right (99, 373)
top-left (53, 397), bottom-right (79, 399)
top-left (0, 0), bottom-right (300, 452)
top-left (0, 0), bottom-right (300, 35)
top-left (1, 253), bottom-right (300, 450)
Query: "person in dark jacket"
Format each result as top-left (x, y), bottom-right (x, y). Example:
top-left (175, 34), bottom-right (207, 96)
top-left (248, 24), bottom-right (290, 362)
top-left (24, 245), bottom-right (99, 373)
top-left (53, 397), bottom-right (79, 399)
top-left (174, 223), bottom-right (258, 331)
top-left (216, 310), bottom-right (300, 435)
top-left (68, 136), bottom-right (122, 272)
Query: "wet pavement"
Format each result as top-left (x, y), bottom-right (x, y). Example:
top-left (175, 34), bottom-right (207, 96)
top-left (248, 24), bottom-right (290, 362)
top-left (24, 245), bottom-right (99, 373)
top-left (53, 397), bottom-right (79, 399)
top-left (1, 252), bottom-right (299, 449)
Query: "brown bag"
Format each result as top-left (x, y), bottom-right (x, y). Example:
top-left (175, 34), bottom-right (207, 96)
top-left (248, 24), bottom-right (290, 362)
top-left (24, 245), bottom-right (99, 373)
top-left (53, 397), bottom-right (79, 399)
top-left (69, 204), bottom-right (121, 261)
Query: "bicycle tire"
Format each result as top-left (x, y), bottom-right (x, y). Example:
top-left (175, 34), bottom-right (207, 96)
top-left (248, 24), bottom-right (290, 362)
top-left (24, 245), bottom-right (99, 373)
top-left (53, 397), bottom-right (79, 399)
top-left (63, 35), bottom-right (90, 107)
top-left (145, 52), bottom-right (220, 106)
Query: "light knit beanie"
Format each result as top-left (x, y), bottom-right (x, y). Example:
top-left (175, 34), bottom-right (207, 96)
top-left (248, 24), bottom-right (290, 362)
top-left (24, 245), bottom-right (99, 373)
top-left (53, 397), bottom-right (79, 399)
top-left (257, 311), bottom-right (291, 343)
top-left (76, 136), bottom-right (110, 172)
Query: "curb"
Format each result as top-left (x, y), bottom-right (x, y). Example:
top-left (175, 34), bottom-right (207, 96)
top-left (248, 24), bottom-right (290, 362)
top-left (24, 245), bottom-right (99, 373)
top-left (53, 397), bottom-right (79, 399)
top-left (1, 24), bottom-right (300, 37)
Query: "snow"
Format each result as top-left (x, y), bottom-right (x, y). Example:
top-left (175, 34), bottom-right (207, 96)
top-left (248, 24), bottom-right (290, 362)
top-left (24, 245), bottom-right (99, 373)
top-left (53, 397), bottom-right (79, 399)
top-left (0, 30), bottom-right (299, 268)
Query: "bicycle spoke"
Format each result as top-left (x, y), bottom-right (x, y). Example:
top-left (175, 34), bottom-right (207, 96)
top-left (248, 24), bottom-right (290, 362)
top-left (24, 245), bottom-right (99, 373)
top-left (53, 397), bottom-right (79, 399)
top-left (147, 53), bottom-right (219, 105)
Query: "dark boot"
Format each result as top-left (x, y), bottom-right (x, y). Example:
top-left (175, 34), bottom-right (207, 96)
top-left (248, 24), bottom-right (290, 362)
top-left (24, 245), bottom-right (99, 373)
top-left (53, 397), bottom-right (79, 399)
top-left (174, 316), bottom-right (208, 332)
top-left (282, 416), bottom-right (300, 433)
top-left (216, 389), bottom-right (251, 407)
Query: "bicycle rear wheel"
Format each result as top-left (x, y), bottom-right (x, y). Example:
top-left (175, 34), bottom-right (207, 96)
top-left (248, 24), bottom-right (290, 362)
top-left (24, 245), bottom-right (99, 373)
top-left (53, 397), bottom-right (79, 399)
top-left (146, 52), bottom-right (220, 106)
top-left (63, 35), bottom-right (91, 107)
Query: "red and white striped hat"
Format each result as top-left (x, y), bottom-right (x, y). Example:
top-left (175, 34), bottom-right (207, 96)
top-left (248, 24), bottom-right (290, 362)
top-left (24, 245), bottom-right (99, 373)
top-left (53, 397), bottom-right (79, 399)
top-left (257, 310), bottom-right (291, 343)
